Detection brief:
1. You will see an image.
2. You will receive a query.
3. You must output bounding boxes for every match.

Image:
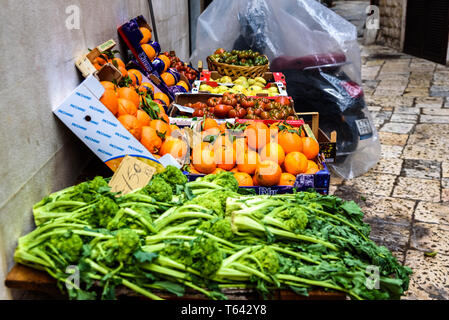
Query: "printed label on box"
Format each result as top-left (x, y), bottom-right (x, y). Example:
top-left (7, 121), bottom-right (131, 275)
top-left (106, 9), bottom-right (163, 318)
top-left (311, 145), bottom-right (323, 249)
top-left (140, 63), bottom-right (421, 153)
top-left (53, 75), bottom-right (163, 172)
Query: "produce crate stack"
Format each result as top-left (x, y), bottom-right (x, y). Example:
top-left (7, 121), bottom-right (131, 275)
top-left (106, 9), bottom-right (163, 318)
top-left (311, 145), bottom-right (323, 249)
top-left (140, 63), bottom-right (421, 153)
top-left (5, 12), bottom-right (413, 302)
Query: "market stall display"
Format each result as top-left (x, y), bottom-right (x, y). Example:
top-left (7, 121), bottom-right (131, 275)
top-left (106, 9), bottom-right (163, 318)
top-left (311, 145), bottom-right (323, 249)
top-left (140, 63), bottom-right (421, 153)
top-left (11, 167), bottom-right (412, 300)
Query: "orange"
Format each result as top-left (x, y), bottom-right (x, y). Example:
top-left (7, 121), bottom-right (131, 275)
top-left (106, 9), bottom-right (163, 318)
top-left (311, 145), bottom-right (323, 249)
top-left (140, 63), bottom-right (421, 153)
top-left (153, 154), bottom-right (161, 159)
top-left (169, 124), bottom-right (180, 133)
top-left (202, 118), bottom-right (219, 131)
top-left (141, 126), bottom-right (162, 154)
top-left (244, 122), bottom-right (270, 151)
top-left (101, 81), bottom-right (116, 91)
top-left (236, 150), bottom-right (260, 175)
top-left (128, 69), bottom-right (143, 86)
top-left (153, 92), bottom-right (170, 106)
top-left (177, 80), bottom-right (189, 91)
top-left (161, 72), bottom-right (176, 87)
top-left (111, 57), bottom-right (126, 69)
top-left (278, 173), bottom-right (296, 186)
top-left (234, 172), bottom-right (253, 187)
top-left (254, 160), bottom-right (282, 187)
top-left (117, 114), bottom-right (142, 140)
top-left (158, 55), bottom-right (171, 72)
top-left (305, 167), bottom-right (319, 174)
top-left (139, 82), bottom-right (154, 95)
top-left (93, 62), bottom-right (102, 70)
top-left (160, 113), bottom-right (170, 125)
top-left (202, 127), bottom-right (221, 142)
top-left (100, 89), bottom-right (118, 116)
top-left (160, 136), bottom-right (188, 159)
top-left (214, 142), bottom-right (236, 171)
top-left (136, 110), bottom-right (151, 127)
top-left (188, 165), bottom-right (201, 174)
top-left (278, 130), bottom-right (303, 154)
top-left (117, 98), bottom-right (138, 116)
top-left (231, 167), bottom-right (239, 173)
top-left (307, 160), bottom-right (319, 171)
top-left (252, 174), bottom-right (259, 186)
top-left (218, 123), bottom-right (227, 133)
top-left (118, 66), bottom-right (128, 77)
top-left (259, 142), bottom-right (285, 165)
top-left (117, 87), bottom-right (140, 108)
top-left (211, 167), bottom-right (226, 174)
top-left (213, 134), bottom-right (232, 149)
top-left (302, 137), bottom-right (320, 160)
top-left (142, 43), bottom-right (157, 61)
top-left (233, 137), bottom-right (248, 158)
top-left (150, 119), bottom-right (171, 138)
top-left (192, 143), bottom-right (216, 174)
top-left (139, 27), bottom-right (152, 44)
top-left (94, 56), bottom-right (107, 67)
top-left (284, 152), bottom-right (308, 175)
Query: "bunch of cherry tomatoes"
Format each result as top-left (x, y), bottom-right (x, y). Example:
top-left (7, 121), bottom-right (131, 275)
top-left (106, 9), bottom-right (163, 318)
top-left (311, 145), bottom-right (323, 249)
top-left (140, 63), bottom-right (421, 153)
top-left (185, 93), bottom-right (297, 120)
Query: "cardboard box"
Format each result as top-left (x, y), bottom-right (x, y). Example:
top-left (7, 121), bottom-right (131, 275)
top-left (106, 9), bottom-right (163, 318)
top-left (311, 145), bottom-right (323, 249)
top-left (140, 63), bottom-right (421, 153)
top-left (181, 117), bottom-right (332, 195)
top-left (117, 15), bottom-right (179, 102)
top-left (75, 39), bottom-right (122, 79)
top-left (52, 74), bottom-right (180, 173)
top-left (193, 71), bottom-right (288, 96)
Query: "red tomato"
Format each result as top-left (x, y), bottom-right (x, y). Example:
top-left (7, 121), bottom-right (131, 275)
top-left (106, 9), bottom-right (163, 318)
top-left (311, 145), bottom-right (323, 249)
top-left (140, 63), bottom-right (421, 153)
top-left (214, 104), bottom-right (233, 118)
top-left (275, 96), bottom-right (292, 107)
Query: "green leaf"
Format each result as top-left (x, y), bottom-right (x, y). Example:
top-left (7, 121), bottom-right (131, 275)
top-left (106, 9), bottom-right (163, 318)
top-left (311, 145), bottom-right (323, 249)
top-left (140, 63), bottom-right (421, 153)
top-left (153, 281), bottom-right (185, 297)
top-left (289, 285), bottom-right (309, 297)
top-left (424, 251), bottom-right (438, 257)
top-left (340, 201), bottom-right (364, 218)
top-left (134, 250), bottom-right (159, 263)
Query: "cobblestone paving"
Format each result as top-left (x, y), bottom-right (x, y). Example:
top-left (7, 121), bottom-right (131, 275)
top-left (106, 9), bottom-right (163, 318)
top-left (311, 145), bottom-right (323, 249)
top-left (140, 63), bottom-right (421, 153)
top-left (329, 45), bottom-right (449, 300)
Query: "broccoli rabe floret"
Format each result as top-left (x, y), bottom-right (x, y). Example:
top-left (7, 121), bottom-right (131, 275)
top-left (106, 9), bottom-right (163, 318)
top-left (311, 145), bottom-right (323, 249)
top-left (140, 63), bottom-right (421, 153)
top-left (91, 228), bottom-right (140, 266)
top-left (199, 218), bottom-right (234, 241)
top-left (270, 206), bottom-right (308, 233)
top-left (141, 176), bottom-right (173, 202)
top-left (161, 238), bottom-right (223, 277)
top-left (187, 189), bottom-right (239, 217)
top-left (189, 238), bottom-right (223, 277)
top-left (201, 171), bottom-right (239, 192)
top-left (154, 165), bottom-right (187, 193)
top-left (90, 196), bottom-right (119, 228)
top-left (71, 176), bottom-right (110, 203)
top-left (50, 231), bottom-right (84, 263)
top-left (252, 247), bottom-right (280, 275)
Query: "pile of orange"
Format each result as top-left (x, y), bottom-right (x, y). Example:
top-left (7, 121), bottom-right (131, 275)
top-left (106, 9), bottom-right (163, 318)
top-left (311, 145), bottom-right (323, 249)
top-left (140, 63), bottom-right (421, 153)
top-left (186, 120), bottom-right (321, 187)
top-left (99, 74), bottom-right (179, 161)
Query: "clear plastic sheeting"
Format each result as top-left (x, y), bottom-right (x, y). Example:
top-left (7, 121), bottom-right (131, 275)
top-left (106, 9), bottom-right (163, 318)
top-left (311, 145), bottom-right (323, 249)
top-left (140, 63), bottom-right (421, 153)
top-left (190, 0), bottom-right (381, 179)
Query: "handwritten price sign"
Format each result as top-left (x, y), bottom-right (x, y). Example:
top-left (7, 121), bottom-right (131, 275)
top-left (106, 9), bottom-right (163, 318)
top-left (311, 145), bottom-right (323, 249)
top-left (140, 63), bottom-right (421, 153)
top-left (108, 156), bottom-right (156, 195)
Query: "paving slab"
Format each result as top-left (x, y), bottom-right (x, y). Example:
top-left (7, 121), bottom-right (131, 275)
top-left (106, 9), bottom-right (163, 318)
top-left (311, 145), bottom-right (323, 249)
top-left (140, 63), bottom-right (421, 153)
top-left (392, 177), bottom-right (441, 202)
top-left (404, 249), bottom-right (449, 300)
top-left (402, 124), bottom-right (449, 162)
top-left (401, 159), bottom-right (441, 180)
top-left (390, 113), bottom-right (418, 123)
top-left (360, 196), bottom-right (415, 225)
top-left (380, 122), bottom-right (414, 134)
top-left (414, 201), bottom-right (449, 225)
top-left (410, 222), bottom-right (449, 256)
top-left (378, 132), bottom-right (409, 146)
top-left (415, 97), bottom-right (444, 108)
top-left (419, 115), bottom-right (449, 124)
top-left (381, 145), bottom-right (404, 159)
top-left (342, 172), bottom-right (396, 197)
top-left (372, 158), bottom-right (403, 175)
top-left (442, 162), bottom-right (449, 178)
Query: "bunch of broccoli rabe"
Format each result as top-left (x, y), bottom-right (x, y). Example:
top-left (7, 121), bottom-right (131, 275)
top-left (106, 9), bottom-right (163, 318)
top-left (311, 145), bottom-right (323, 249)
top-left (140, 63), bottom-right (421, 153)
top-left (14, 166), bottom-right (412, 300)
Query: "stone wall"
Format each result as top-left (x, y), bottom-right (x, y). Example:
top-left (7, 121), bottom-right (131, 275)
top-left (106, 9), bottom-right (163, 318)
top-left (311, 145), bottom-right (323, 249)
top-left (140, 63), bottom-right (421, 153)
top-left (376, 0), bottom-right (405, 49)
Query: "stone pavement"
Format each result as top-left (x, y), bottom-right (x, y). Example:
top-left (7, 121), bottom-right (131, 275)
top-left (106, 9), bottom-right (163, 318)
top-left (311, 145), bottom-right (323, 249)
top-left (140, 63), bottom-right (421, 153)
top-left (329, 44), bottom-right (449, 300)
